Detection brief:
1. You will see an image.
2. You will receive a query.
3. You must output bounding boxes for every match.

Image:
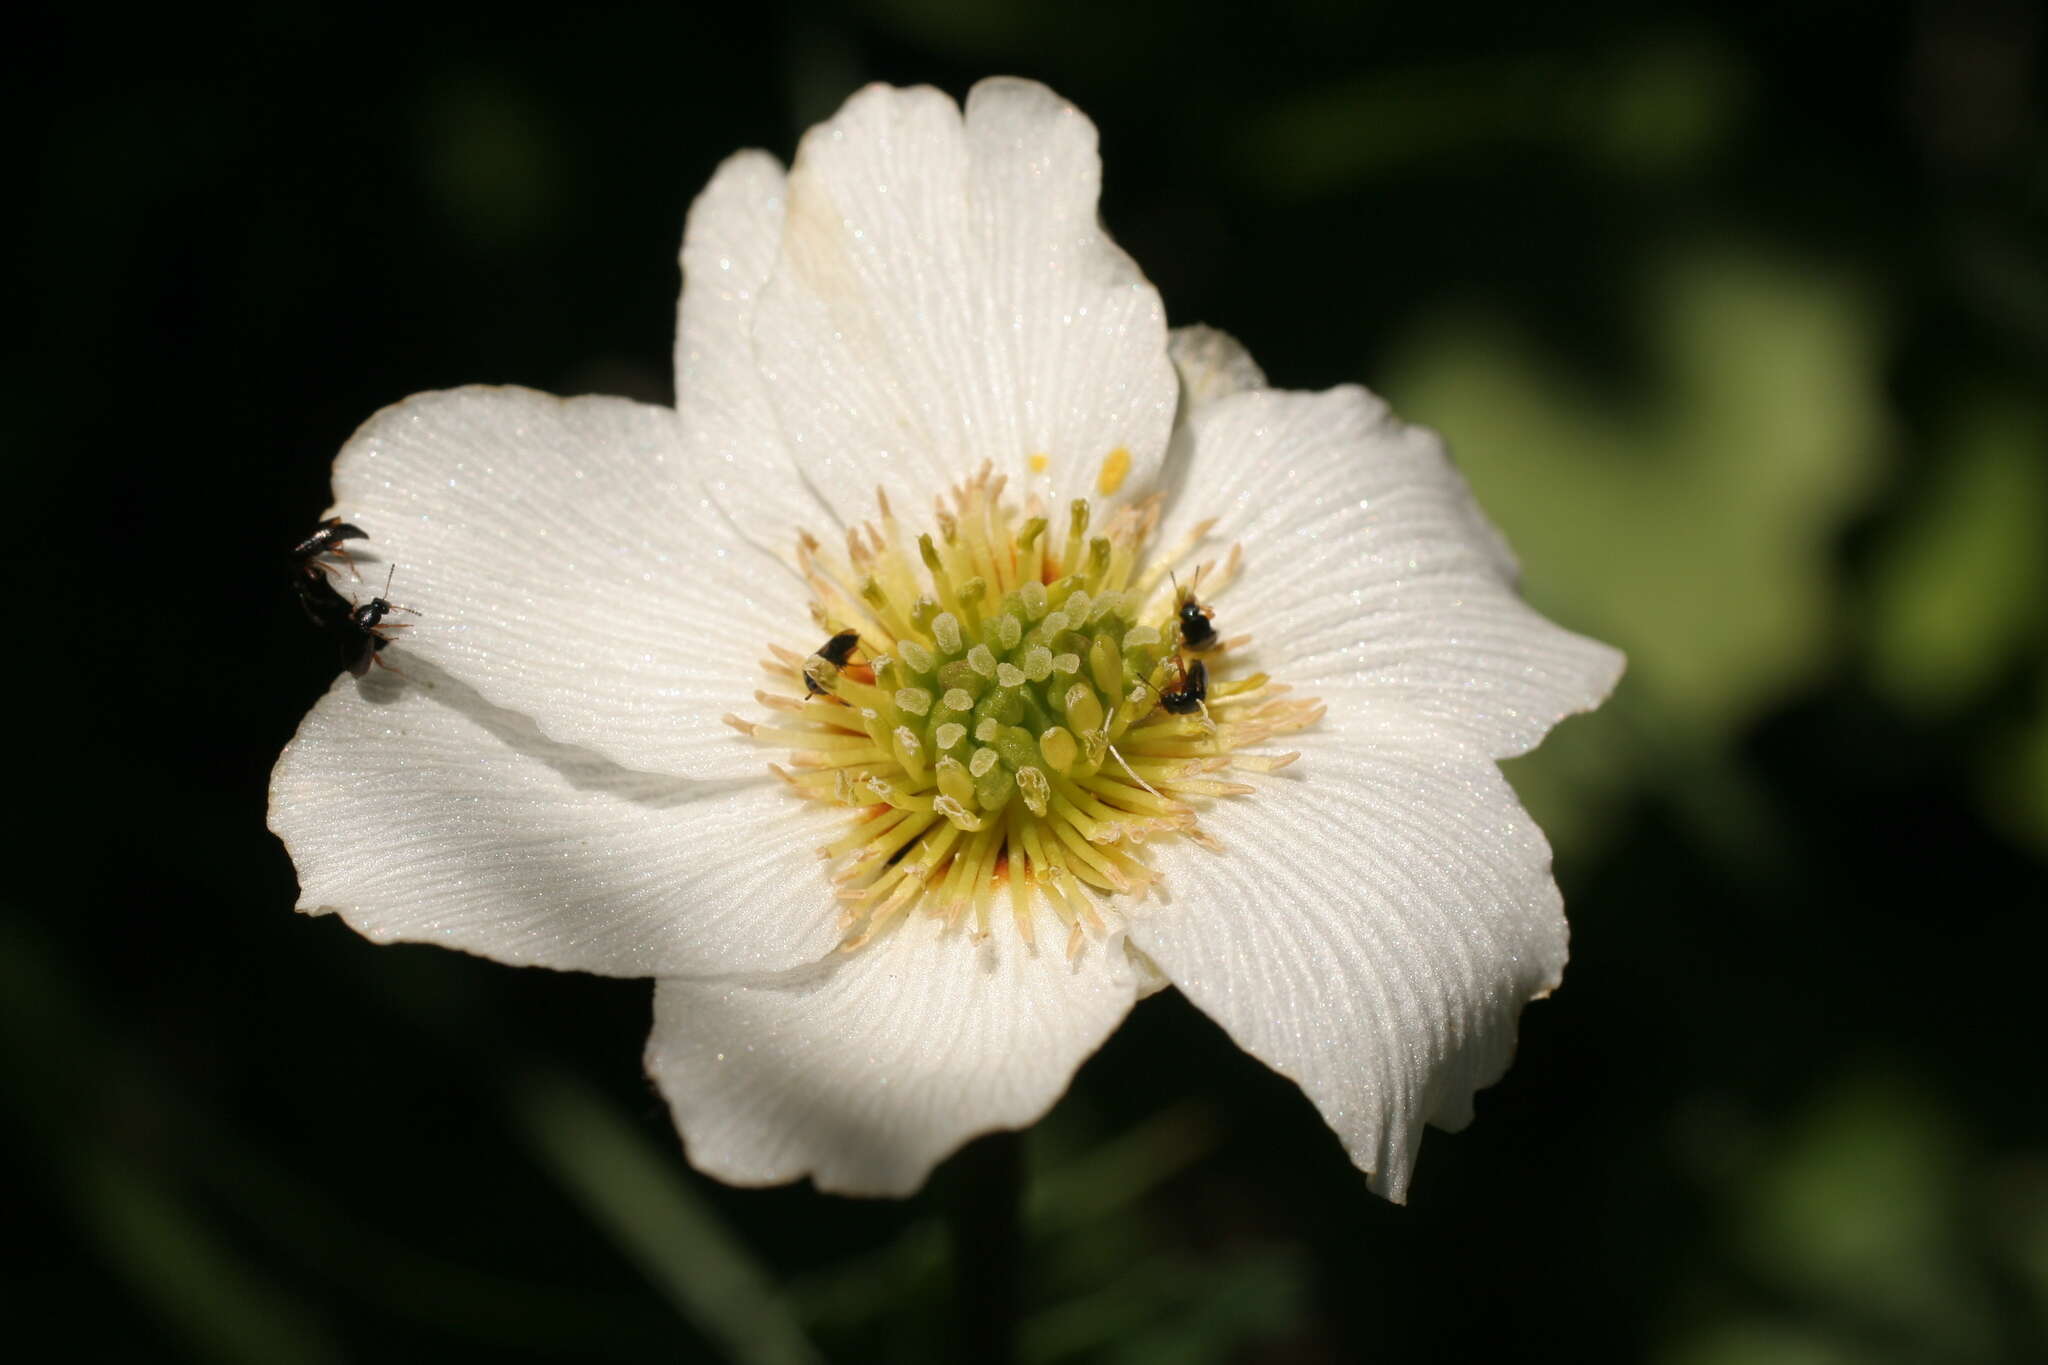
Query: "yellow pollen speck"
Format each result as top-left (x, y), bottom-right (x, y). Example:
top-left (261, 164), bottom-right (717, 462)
top-left (1028, 452), bottom-right (1050, 474)
top-left (1096, 447), bottom-right (1131, 495)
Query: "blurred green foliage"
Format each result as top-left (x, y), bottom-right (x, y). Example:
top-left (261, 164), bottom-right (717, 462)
top-left (1385, 241), bottom-right (1891, 859)
top-left (1865, 392), bottom-right (2047, 714)
top-left (1233, 37), bottom-right (1750, 191)
top-left (1389, 243), bottom-right (1888, 742)
top-left (13, 0), bottom-right (2047, 1361)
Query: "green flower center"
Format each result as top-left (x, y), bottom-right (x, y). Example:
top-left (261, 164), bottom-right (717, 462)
top-left (727, 464), bottom-right (1321, 957)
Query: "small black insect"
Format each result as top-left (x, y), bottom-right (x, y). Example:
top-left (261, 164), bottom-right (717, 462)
top-left (293, 556), bottom-right (353, 628)
top-left (1177, 595), bottom-right (1218, 651)
top-left (346, 580), bottom-right (418, 675)
top-left (1170, 573), bottom-right (1218, 651)
top-left (805, 629), bottom-right (862, 697)
top-left (297, 564), bottom-right (417, 676)
top-left (290, 517), bottom-right (369, 580)
top-left (1159, 657), bottom-right (1209, 715)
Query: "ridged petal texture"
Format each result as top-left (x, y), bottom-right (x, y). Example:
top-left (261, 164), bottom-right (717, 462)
top-left (326, 388), bottom-right (813, 780)
top-left (270, 670), bottom-right (843, 978)
top-left (752, 79), bottom-right (1177, 525)
top-left (1153, 383), bottom-right (1624, 759)
top-left (672, 150), bottom-right (825, 549)
top-left (1133, 711), bottom-right (1568, 1201)
top-left (647, 910), bottom-right (1141, 1195)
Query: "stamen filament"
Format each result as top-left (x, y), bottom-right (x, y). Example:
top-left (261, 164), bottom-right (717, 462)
top-left (734, 474), bottom-right (1319, 950)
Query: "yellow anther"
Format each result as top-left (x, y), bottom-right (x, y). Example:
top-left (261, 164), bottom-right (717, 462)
top-left (1039, 726), bottom-right (1079, 775)
top-left (1097, 446), bottom-right (1131, 495)
top-left (736, 474), bottom-right (1318, 950)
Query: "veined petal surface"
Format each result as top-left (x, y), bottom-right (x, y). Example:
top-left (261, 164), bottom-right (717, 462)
top-left (274, 76), bottom-right (1625, 1207)
top-left (646, 910), bottom-right (1141, 1195)
top-left (326, 386), bottom-right (812, 780)
top-left (270, 670), bottom-right (843, 978)
top-left (751, 78), bottom-right (1176, 525)
top-left (673, 150), bottom-right (826, 544)
top-left (1131, 715), bottom-right (1569, 1201)
top-left (1154, 385), bottom-right (1623, 759)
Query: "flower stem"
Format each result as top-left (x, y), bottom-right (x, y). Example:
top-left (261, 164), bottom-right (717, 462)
top-left (946, 1129), bottom-right (1023, 1365)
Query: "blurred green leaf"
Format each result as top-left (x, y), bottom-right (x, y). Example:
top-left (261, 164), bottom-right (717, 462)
top-left (1740, 1075), bottom-right (1982, 1339)
top-left (1494, 693), bottom-right (1637, 860)
top-left (513, 1070), bottom-right (823, 1365)
top-left (779, 1103), bottom-right (1243, 1360)
top-left (1235, 37), bottom-right (1745, 193)
top-left (1017, 1105), bottom-right (1301, 1362)
top-left (0, 923), bottom-right (342, 1363)
top-left (1670, 1071), bottom-right (2005, 1365)
top-left (1026, 1102), bottom-right (1217, 1234)
top-left (1987, 670), bottom-right (2048, 853)
top-left (1660, 1321), bottom-right (1868, 1365)
top-left (784, 1217), bottom-right (949, 1337)
top-left (1865, 392), bottom-right (2048, 711)
top-left (1019, 1248), bottom-right (1308, 1365)
top-left (73, 1146), bottom-right (346, 1365)
top-left (1983, 1155), bottom-right (2048, 1321)
top-left (1384, 240), bottom-right (1886, 740)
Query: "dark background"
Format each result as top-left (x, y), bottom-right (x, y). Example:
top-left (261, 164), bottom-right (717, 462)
top-left (11, 1), bottom-right (2048, 1360)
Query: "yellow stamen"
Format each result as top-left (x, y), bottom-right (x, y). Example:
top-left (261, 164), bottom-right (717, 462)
top-left (733, 473), bottom-right (1321, 951)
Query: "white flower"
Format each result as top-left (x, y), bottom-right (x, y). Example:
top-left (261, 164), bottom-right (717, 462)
top-left (269, 78), bottom-right (1622, 1200)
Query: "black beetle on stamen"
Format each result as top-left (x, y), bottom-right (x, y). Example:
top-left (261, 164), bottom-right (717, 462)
top-left (805, 629), bottom-right (862, 697)
top-left (1177, 595), bottom-right (1218, 651)
top-left (1170, 572), bottom-right (1218, 651)
top-left (1159, 657), bottom-right (1209, 714)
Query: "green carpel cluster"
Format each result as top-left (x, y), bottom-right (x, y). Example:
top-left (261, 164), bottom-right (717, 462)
top-left (812, 573), bottom-right (1171, 823)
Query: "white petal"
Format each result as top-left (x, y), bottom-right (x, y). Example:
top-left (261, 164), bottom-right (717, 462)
top-left (269, 668), bottom-right (845, 978)
top-left (751, 79), bottom-right (1176, 525)
top-left (1168, 324), bottom-right (1268, 408)
top-left (673, 150), bottom-right (826, 545)
top-left (646, 910), bottom-right (1140, 1195)
top-left (326, 386), bottom-right (813, 779)
top-left (1131, 720), bottom-right (1569, 1201)
top-left (1160, 324), bottom-right (1271, 503)
top-left (1157, 385), bottom-right (1622, 758)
